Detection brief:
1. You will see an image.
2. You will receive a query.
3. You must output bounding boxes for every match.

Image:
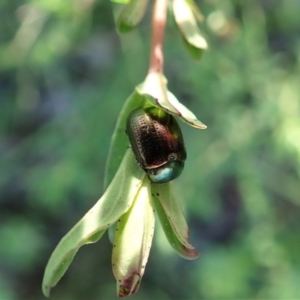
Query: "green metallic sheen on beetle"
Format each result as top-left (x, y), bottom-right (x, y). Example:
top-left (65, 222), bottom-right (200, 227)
top-left (126, 106), bottom-right (186, 183)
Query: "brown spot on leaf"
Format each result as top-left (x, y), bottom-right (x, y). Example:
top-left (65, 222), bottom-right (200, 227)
top-left (118, 272), bottom-right (141, 297)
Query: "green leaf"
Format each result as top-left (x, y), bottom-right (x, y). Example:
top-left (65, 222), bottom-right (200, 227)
top-left (173, 0), bottom-right (208, 52)
top-left (137, 72), bottom-right (207, 129)
top-left (152, 183), bottom-right (198, 260)
top-left (186, 0), bottom-right (204, 22)
top-left (152, 183), bottom-right (195, 249)
top-left (112, 178), bottom-right (155, 297)
top-left (111, 0), bottom-right (131, 3)
top-left (182, 34), bottom-right (204, 60)
top-left (136, 72), bottom-right (168, 110)
top-left (104, 91), bottom-right (145, 190)
top-left (166, 90), bottom-right (207, 128)
top-left (108, 222), bottom-right (117, 245)
top-left (42, 150), bottom-right (145, 297)
top-left (116, 0), bottom-right (149, 34)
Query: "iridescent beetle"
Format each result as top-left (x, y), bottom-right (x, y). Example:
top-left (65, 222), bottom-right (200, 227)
top-left (126, 106), bottom-right (186, 183)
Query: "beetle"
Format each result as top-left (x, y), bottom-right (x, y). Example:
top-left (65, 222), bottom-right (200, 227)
top-left (126, 106), bottom-right (186, 183)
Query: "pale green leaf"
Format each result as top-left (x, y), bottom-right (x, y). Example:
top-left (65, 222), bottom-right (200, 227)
top-left (166, 90), bottom-right (207, 128)
top-left (112, 178), bottom-right (155, 297)
top-left (108, 222), bottom-right (117, 245)
top-left (104, 91), bottom-right (145, 190)
top-left (42, 150), bottom-right (145, 297)
top-left (186, 0), bottom-right (204, 22)
top-left (173, 0), bottom-right (208, 50)
top-left (152, 184), bottom-right (198, 260)
top-left (152, 183), bottom-right (194, 249)
top-left (137, 72), bottom-right (168, 109)
top-left (181, 34), bottom-right (204, 60)
top-left (137, 72), bottom-right (207, 129)
top-left (111, 0), bottom-right (131, 3)
top-left (116, 0), bottom-right (149, 34)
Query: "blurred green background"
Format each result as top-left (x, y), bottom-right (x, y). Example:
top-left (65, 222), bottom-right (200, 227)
top-left (1, 0), bottom-right (300, 299)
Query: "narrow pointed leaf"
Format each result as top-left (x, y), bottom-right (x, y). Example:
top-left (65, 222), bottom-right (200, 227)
top-left (111, 0), bottom-right (131, 3)
top-left (137, 73), bottom-right (207, 129)
top-left (186, 0), bottom-right (204, 22)
top-left (166, 90), bottom-right (207, 128)
top-left (181, 35), bottom-right (204, 60)
top-left (151, 183), bottom-right (194, 249)
top-left (42, 150), bottom-right (145, 297)
top-left (152, 186), bottom-right (198, 260)
top-left (104, 91), bottom-right (145, 190)
top-left (137, 72), bottom-right (169, 110)
top-left (173, 0), bottom-right (208, 51)
top-left (112, 178), bottom-right (155, 297)
top-left (108, 223), bottom-right (117, 245)
top-left (117, 0), bottom-right (149, 34)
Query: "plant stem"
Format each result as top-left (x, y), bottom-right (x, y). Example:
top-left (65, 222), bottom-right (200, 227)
top-left (148, 0), bottom-right (168, 74)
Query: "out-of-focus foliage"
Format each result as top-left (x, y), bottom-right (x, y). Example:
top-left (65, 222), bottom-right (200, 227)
top-left (1, 0), bottom-right (300, 299)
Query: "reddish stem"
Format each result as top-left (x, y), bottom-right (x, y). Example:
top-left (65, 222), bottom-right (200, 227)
top-left (148, 0), bottom-right (168, 74)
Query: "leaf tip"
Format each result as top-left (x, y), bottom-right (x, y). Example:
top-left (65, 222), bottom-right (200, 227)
top-left (117, 20), bottom-right (134, 34)
top-left (117, 273), bottom-right (141, 297)
top-left (42, 283), bottom-right (51, 298)
top-left (181, 246), bottom-right (199, 260)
